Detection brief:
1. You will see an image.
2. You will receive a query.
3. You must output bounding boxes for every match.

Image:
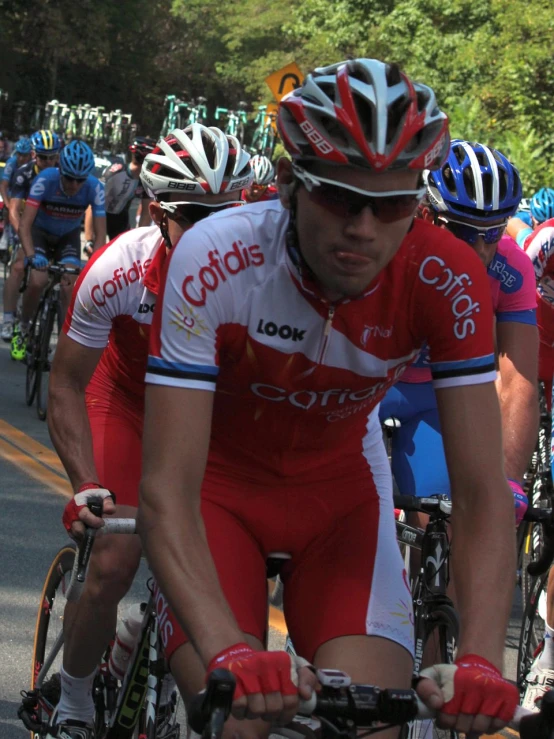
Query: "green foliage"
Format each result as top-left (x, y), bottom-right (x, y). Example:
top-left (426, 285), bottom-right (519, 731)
top-left (0, 0), bottom-right (552, 188)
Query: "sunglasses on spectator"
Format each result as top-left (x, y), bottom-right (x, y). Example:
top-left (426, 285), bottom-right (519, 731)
top-left (62, 174), bottom-right (87, 183)
top-left (437, 216), bottom-right (507, 245)
top-left (159, 199), bottom-right (244, 226)
top-left (292, 164), bottom-right (426, 224)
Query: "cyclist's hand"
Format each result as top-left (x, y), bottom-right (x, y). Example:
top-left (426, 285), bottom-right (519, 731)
top-left (25, 254), bottom-right (48, 271)
top-left (62, 483), bottom-right (116, 540)
top-left (417, 654), bottom-right (519, 735)
top-left (206, 643), bottom-right (316, 724)
top-left (508, 478), bottom-right (528, 526)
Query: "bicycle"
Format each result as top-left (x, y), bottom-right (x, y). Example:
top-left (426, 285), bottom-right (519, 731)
top-left (160, 95), bottom-right (179, 137)
top-left (25, 263), bottom-right (80, 421)
top-left (250, 104), bottom-right (277, 159)
top-left (18, 497), bottom-right (181, 739)
top-left (214, 102), bottom-right (248, 143)
top-left (186, 97), bottom-right (208, 125)
top-left (189, 666), bottom-right (554, 739)
top-left (517, 505), bottom-right (554, 701)
top-left (30, 103), bottom-right (44, 131)
top-left (392, 495), bottom-right (458, 739)
top-left (518, 381), bottom-right (554, 605)
top-left (92, 106), bottom-right (107, 152)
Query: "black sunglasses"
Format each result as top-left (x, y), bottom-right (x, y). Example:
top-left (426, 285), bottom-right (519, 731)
top-left (37, 154), bottom-right (57, 162)
top-left (163, 202), bottom-right (241, 227)
top-left (62, 174), bottom-right (87, 184)
top-left (439, 217), bottom-right (507, 245)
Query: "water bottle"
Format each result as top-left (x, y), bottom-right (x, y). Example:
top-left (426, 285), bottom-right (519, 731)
top-left (109, 603), bottom-right (145, 679)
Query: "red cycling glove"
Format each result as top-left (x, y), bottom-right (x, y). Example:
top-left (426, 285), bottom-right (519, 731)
top-left (439, 654), bottom-right (519, 723)
top-left (206, 643), bottom-right (298, 700)
top-left (62, 483), bottom-right (116, 533)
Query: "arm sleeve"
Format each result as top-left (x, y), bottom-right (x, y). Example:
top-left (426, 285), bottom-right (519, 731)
top-left (63, 245), bottom-right (124, 348)
top-left (495, 244), bottom-right (537, 324)
top-left (412, 243), bottom-right (496, 390)
top-left (146, 230), bottom-right (230, 391)
top-left (89, 178), bottom-right (106, 218)
top-left (25, 172), bottom-right (48, 209)
top-left (516, 227), bottom-right (533, 248)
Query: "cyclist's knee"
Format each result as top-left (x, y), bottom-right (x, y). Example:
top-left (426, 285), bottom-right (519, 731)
top-left (85, 536), bottom-right (141, 601)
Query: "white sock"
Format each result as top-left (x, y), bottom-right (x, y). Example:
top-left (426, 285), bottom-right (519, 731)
top-left (410, 719), bottom-right (434, 738)
top-left (538, 623), bottom-right (554, 668)
top-left (56, 665), bottom-right (96, 724)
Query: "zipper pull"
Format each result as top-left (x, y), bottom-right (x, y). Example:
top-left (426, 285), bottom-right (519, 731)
top-left (324, 305), bottom-right (335, 336)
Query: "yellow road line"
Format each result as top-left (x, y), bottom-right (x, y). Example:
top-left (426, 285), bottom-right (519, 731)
top-left (0, 418), bottom-right (68, 478)
top-left (0, 436), bottom-right (72, 496)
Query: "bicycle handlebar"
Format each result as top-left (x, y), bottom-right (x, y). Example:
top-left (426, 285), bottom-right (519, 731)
top-left (66, 496), bottom-right (137, 602)
top-left (393, 494), bottom-right (452, 515)
top-left (189, 670), bottom-right (554, 739)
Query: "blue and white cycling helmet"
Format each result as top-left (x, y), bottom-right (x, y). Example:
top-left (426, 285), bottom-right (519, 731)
top-left (14, 138), bottom-right (32, 155)
top-left (426, 139), bottom-right (522, 221)
top-left (30, 130), bottom-right (61, 154)
top-left (59, 140), bottom-right (95, 178)
top-left (530, 188), bottom-right (554, 224)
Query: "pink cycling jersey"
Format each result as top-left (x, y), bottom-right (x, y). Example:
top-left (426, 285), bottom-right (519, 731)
top-left (402, 234), bottom-right (537, 383)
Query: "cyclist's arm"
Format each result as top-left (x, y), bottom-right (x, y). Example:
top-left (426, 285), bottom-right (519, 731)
top-left (84, 206), bottom-right (94, 242)
top-left (91, 214), bottom-right (106, 252)
top-left (138, 198), bottom-right (152, 227)
top-left (139, 384), bottom-right (244, 664)
top-left (18, 202), bottom-right (39, 258)
top-left (48, 334), bottom-right (104, 489)
top-left (506, 217), bottom-right (532, 246)
top-left (496, 321), bottom-right (539, 480)
top-left (436, 382), bottom-right (515, 669)
top-left (0, 179), bottom-right (9, 206)
top-left (8, 197), bottom-right (23, 233)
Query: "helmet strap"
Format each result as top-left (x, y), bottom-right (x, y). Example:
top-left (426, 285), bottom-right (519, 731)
top-left (159, 212), bottom-right (173, 250)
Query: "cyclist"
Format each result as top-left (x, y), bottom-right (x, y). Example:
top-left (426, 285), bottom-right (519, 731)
top-left (140, 59), bottom-right (520, 739)
top-left (507, 187), bottom-right (554, 710)
top-left (46, 125), bottom-right (251, 739)
top-left (380, 140), bottom-right (538, 508)
top-left (2, 131), bottom-right (60, 347)
top-left (0, 137), bottom-right (32, 259)
top-left (242, 154), bottom-right (278, 202)
top-left (83, 136), bottom-right (155, 253)
top-left (14, 139), bottom-right (105, 361)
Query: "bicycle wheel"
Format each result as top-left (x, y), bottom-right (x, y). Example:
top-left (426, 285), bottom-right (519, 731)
top-left (25, 297), bottom-right (46, 406)
top-left (401, 602), bottom-right (459, 739)
top-left (518, 570), bottom-right (549, 697)
top-left (26, 543), bottom-right (76, 736)
top-left (36, 300), bottom-right (60, 421)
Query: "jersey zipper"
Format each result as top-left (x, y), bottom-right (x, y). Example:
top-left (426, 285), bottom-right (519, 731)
top-left (317, 305), bottom-right (335, 364)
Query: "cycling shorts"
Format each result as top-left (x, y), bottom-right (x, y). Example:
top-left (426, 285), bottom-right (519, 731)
top-left (379, 381), bottom-right (450, 498)
top-left (157, 435), bottom-right (414, 664)
top-left (32, 224), bottom-right (81, 265)
top-left (85, 370), bottom-right (143, 507)
top-left (107, 211), bottom-right (130, 241)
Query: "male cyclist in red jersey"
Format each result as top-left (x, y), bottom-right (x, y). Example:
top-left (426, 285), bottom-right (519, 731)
top-left (507, 187), bottom-right (554, 710)
top-left (242, 154), bottom-right (278, 202)
top-left (139, 59), bottom-right (520, 739)
top-left (46, 125), bottom-right (251, 739)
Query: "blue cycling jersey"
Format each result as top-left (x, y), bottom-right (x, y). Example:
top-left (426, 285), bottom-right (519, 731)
top-left (2, 155), bottom-right (19, 193)
top-left (27, 168), bottom-right (105, 236)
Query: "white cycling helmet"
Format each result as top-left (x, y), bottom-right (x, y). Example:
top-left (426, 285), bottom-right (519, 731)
top-left (140, 124), bottom-right (253, 198)
top-left (250, 155), bottom-right (275, 186)
top-left (278, 58), bottom-right (449, 171)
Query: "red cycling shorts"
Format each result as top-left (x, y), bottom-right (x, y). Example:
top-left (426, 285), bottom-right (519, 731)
top-left (86, 369), bottom-right (144, 508)
top-left (155, 426), bottom-right (414, 664)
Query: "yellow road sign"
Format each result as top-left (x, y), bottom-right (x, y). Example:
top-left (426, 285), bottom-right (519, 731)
top-left (265, 62), bottom-right (304, 102)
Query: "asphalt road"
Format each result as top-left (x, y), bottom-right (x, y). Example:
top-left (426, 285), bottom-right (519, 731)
top-left (0, 267), bottom-right (520, 738)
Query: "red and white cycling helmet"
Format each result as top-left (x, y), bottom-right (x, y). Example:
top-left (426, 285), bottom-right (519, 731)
top-left (250, 155), bottom-right (275, 186)
top-left (140, 124), bottom-right (253, 198)
top-left (277, 58), bottom-right (449, 172)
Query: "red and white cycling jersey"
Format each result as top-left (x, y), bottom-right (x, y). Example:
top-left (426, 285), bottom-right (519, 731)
top-left (523, 218), bottom-right (554, 341)
top-left (147, 200), bottom-right (496, 486)
top-left (64, 225), bottom-right (165, 400)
